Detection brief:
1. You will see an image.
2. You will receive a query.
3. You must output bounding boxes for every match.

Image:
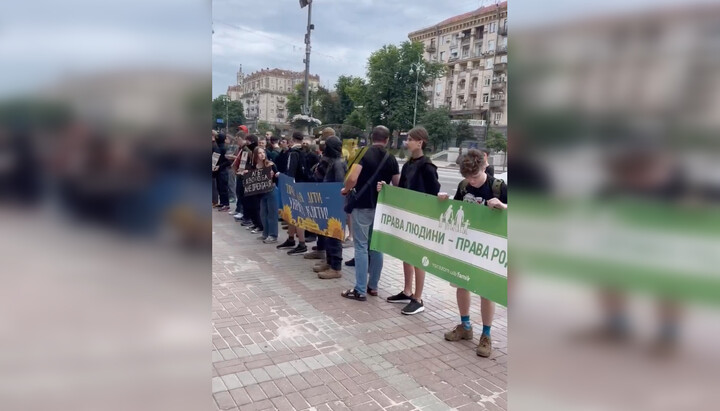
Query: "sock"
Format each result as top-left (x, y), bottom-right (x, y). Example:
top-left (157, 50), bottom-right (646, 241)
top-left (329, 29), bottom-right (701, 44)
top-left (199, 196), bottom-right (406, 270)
top-left (482, 325), bottom-right (491, 337)
top-left (461, 316), bottom-right (471, 330)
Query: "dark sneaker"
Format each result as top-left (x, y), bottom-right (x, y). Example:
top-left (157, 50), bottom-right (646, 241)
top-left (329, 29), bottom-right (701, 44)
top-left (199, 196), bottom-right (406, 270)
top-left (386, 291), bottom-right (412, 304)
top-left (276, 238), bottom-right (296, 249)
top-left (401, 299), bottom-right (425, 315)
top-left (217, 205), bottom-right (230, 212)
top-left (241, 220), bottom-right (253, 227)
top-left (287, 244), bottom-right (307, 255)
top-left (476, 334), bottom-right (492, 357)
top-left (444, 324), bottom-right (473, 342)
top-left (344, 258), bottom-right (355, 267)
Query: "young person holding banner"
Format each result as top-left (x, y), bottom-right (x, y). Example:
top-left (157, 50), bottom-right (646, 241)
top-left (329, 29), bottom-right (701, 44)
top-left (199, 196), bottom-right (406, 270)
top-left (250, 147), bottom-right (279, 243)
top-left (440, 149), bottom-right (507, 357)
top-left (340, 126), bottom-right (400, 301)
top-left (378, 127), bottom-right (441, 315)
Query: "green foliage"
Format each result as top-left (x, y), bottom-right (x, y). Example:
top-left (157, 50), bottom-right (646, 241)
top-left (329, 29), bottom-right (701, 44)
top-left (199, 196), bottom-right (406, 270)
top-left (285, 83), bottom-right (335, 124)
top-left (212, 95), bottom-right (244, 129)
top-left (454, 120), bottom-right (475, 147)
top-left (364, 41), bottom-right (445, 133)
top-left (336, 75), bottom-right (367, 123)
top-left (486, 130), bottom-right (507, 153)
top-left (257, 121), bottom-right (272, 135)
top-left (343, 109), bottom-right (367, 131)
top-left (418, 107), bottom-right (453, 152)
top-left (398, 149), bottom-right (406, 159)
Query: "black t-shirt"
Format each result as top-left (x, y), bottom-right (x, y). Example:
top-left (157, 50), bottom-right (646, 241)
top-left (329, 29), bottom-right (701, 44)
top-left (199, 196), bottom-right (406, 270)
top-left (354, 145), bottom-right (400, 209)
top-left (399, 156), bottom-right (441, 195)
top-left (454, 176), bottom-right (508, 206)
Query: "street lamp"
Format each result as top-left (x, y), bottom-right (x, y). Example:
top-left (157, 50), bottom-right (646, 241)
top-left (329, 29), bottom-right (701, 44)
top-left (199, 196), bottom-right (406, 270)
top-left (300, 0), bottom-right (314, 117)
top-left (224, 95), bottom-right (229, 134)
top-left (410, 59), bottom-right (425, 127)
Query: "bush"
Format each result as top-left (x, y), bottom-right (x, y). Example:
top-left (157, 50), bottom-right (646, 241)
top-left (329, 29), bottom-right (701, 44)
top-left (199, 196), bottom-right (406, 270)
top-left (398, 150), bottom-right (406, 159)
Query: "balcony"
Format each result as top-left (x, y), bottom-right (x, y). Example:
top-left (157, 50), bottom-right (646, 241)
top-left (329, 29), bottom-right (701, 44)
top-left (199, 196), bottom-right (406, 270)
top-left (426, 44), bottom-right (437, 53)
top-left (498, 26), bottom-right (508, 36)
top-left (450, 108), bottom-right (482, 117)
top-left (491, 79), bottom-right (506, 90)
top-left (490, 98), bottom-right (505, 109)
top-left (493, 62), bottom-right (508, 72)
top-left (461, 37), bottom-right (471, 46)
top-left (496, 45), bottom-right (508, 55)
top-left (448, 55), bottom-right (459, 63)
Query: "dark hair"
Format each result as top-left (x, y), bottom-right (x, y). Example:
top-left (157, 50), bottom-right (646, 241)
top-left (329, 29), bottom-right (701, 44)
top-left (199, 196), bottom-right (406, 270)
top-left (371, 125), bottom-right (390, 143)
top-left (245, 134), bottom-right (258, 146)
top-left (292, 131), bottom-right (304, 142)
top-left (459, 149), bottom-right (488, 178)
top-left (216, 132), bottom-right (227, 144)
top-left (408, 126), bottom-right (428, 150)
top-left (480, 148), bottom-right (490, 156)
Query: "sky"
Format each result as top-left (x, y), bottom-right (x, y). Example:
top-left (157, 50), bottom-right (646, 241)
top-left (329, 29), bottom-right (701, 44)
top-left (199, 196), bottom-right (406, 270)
top-left (211, 0), bottom-right (491, 98)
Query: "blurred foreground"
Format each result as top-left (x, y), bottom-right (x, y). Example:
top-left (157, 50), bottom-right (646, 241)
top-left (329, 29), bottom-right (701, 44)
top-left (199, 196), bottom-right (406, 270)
top-left (510, 1), bottom-right (720, 410)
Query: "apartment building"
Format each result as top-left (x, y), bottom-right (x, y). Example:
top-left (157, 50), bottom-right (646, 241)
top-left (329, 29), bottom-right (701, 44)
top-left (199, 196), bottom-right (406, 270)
top-left (227, 65), bottom-right (320, 129)
top-left (409, 1), bottom-right (508, 129)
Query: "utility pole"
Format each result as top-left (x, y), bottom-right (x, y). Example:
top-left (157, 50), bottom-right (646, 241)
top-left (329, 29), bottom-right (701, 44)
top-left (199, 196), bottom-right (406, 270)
top-left (225, 95), bottom-right (229, 134)
top-left (411, 59), bottom-right (424, 127)
top-left (300, 0), bottom-right (313, 120)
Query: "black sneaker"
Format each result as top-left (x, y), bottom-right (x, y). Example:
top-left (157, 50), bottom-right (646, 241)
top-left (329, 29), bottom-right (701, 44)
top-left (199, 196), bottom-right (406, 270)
top-left (386, 291), bottom-right (412, 304)
top-left (344, 258), bottom-right (355, 267)
top-left (287, 244), bottom-right (307, 255)
top-left (241, 220), bottom-right (253, 227)
top-left (276, 238), bottom-right (296, 249)
top-left (401, 299), bottom-right (425, 315)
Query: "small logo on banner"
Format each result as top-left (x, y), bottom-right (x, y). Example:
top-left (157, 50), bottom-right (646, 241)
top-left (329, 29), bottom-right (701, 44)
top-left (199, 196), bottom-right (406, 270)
top-left (422, 256), bottom-right (429, 267)
top-left (438, 205), bottom-right (470, 234)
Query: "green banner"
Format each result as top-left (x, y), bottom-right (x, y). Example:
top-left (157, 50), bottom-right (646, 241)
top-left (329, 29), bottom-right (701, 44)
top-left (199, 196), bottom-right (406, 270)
top-left (370, 185), bottom-right (508, 306)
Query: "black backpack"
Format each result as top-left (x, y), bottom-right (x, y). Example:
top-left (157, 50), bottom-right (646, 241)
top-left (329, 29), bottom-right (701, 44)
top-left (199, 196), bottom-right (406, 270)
top-left (289, 148), bottom-right (313, 182)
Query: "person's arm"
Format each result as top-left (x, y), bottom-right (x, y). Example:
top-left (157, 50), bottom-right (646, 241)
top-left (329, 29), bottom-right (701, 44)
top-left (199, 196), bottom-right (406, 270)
top-left (487, 182), bottom-right (508, 210)
top-left (390, 173), bottom-right (400, 187)
top-left (426, 165), bottom-right (441, 195)
top-left (342, 163), bottom-right (362, 195)
top-left (332, 161), bottom-right (346, 183)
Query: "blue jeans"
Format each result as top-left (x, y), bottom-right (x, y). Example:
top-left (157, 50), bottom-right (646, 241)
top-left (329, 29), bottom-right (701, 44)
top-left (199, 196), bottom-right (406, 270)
top-left (260, 188), bottom-right (279, 238)
top-left (352, 208), bottom-right (383, 295)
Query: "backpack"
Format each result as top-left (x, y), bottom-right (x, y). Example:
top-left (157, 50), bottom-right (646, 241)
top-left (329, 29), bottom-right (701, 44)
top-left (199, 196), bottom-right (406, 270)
top-left (289, 147), bottom-right (314, 182)
top-left (458, 176), bottom-right (504, 200)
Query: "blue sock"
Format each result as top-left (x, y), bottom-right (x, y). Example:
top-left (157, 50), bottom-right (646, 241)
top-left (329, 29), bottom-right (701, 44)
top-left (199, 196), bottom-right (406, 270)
top-left (461, 316), bottom-right (471, 330)
top-left (482, 325), bottom-right (491, 337)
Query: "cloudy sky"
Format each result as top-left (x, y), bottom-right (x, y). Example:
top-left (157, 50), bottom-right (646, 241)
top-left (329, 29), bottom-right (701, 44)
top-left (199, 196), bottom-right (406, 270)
top-left (211, 0), bottom-right (492, 98)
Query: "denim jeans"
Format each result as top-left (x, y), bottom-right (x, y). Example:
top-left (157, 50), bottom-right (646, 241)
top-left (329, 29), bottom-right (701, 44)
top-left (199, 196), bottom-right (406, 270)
top-left (260, 188), bottom-right (278, 238)
top-left (234, 175), bottom-right (244, 214)
top-left (352, 208), bottom-right (383, 295)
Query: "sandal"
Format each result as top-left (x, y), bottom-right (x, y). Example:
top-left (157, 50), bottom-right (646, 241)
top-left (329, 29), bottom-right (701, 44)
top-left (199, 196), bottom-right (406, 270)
top-left (367, 288), bottom-right (378, 297)
top-left (341, 289), bottom-right (367, 301)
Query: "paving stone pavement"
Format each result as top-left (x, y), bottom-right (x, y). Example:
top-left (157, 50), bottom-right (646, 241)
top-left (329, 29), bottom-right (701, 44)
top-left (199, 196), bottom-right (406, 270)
top-left (213, 211), bottom-right (507, 411)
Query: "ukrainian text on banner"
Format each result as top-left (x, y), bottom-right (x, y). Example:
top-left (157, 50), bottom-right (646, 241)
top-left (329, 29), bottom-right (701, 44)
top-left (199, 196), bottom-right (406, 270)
top-left (370, 185), bottom-right (508, 306)
top-left (243, 168), bottom-right (274, 196)
top-left (278, 174), bottom-right (346, 240)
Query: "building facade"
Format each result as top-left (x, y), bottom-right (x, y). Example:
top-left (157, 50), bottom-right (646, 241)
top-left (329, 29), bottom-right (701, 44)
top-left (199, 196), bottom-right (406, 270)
top-left (409, 1), bottom-right (508, 130)
top-left (227, 65), bottom-right (320, 129)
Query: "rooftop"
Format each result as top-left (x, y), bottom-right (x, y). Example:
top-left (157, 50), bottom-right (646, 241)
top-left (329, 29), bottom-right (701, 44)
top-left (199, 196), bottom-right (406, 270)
top-left (409, 1), bottom-right (507, 37)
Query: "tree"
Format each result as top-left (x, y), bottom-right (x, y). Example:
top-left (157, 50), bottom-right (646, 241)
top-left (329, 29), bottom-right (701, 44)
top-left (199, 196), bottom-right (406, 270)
top-left (418, 107), bottom-right (453, 152)
top-left (486, 130), bottom-right (507, 153)
top-left (285, 83), bottom-right (334, 125)
top-left (211, 95), bottom-right (244, 130)
top-left (257, 121), bottom-right (272, 136)
top-left (343, 109), bottom-right (367, 131)
top-left (454, 120), bottom-right (475, 147)
top-left (364, 41), bottom-right (445, 133)
top-left (335, 75), bottom-right (366, 124)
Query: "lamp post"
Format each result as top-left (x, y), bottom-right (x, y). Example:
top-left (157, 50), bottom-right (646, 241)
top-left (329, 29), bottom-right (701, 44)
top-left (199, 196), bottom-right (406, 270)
top-left (225, 95), bottom-right (229, 134)
top-left (300, 0), bottom-right (314, 118)
top-left (410, 59), bottom-right (425, 127)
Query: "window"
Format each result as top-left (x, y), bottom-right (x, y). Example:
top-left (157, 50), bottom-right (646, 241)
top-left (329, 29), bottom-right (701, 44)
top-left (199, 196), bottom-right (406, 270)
top-left (494, 113), bottom-right (502, 121)
top-left (484, 77), bottom-right (491, 86)
top-left (490, 22), bottom-right (497, 33)
top-left (482, 93), bottom-right (489, 103)
top-left (488, 40), bottom-right (495, 51)
top-left (440, 51), bottom-right (445, 62)
top-left (265, 78), bottom-right (269, 87)
top-left (485, 58), bottom-right (493, 69)
top-left (500, 55), bottom-right (507, 63)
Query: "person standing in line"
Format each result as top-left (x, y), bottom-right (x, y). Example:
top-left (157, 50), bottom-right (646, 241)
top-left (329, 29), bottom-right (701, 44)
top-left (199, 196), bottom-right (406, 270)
top-left (340, 126), bottom-right (400, 301)
top-left (250, 146), bottom-right (278, 243)
top-left (212, 132), bottom-right (232, 211)
top-left (440, 149), bottom-right (507, 357)
top-left (381, 127), bottom-right (440, 315)
top-left (276, 132), bottom-right (310, 255)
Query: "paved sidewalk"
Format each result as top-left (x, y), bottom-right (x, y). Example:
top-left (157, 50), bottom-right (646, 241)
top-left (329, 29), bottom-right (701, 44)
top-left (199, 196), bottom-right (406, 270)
top-left (212, 212), bottom-right (507, 410)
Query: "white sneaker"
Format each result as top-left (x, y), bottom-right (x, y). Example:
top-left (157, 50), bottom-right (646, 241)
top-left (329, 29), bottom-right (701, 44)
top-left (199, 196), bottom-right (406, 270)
top-left (263, 236), bottom-right (278, 244)
top-left (233, 213), bottom-right (243, 220)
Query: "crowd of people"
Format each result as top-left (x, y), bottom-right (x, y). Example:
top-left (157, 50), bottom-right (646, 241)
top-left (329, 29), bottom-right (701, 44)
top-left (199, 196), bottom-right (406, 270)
top-left (212, 125), bottom-right (507, 358)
